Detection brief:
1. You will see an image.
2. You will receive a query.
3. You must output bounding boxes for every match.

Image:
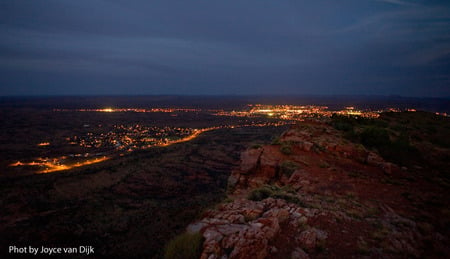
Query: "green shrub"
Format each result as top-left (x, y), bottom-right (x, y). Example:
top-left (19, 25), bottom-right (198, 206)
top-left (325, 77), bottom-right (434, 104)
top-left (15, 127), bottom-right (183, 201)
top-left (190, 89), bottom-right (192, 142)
top-left (333, 121), bottom-right (354, 132)
top-left (164, 232), bottom-right (204, 259)
top-left (271, 137), bottom-right (282, 145)
top-left (272, 193), bottom-right (303, 205)
top-left (360, 126), bottom-right (390, 148)
top-left (251, 143), bottom-right (262, 149)
top-left (247, 185), bottom-right (304, 205)
top-left (280, 160), bottom-right (299, 177)
top-left (379, 135), bottom-right (421, 166)
top-left (331, 114), bottom-right (356, 131)
top-left (312, 143), bottom-right (326, 153)
top-left (278, 141), bottom-right (293, 155)
top-left (248, 186), bottom-right (274, 201)
top-left (318, 161), bottom-right (330, 168)
top-left (280, 144), bottom-right (293, 155)
top-left (331, 114), bottom-right (387, 132)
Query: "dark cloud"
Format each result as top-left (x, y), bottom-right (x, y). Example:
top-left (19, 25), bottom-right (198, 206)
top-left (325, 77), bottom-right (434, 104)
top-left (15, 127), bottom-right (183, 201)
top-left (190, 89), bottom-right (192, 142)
top-left (0, 0), bottom-right (449, 97)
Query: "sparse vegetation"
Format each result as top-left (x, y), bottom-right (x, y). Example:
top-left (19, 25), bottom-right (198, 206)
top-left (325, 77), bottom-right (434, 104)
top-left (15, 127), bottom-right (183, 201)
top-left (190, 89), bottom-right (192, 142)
top-left (280, 160), bottom-right (299, 177)
top-left (365, 206), bottom-right (380, 218)
top-left (271, 137), bottom-right (282, 145)
top-left (164, 232), bottom-right (204, 259)
top-left (312, 143), bottom-right (326, 153)
top-left (360, 126), bottom-right (390, 148)
top-left (280, 141), bottom-right (293, 155)
top-left (223, 197), bottom-right (234, 203)
top-left (247, 185), bottom-right (305, 206)
top-left (357, 239), bottom-right (371, 255)
top-left (331, 113), bottom-right (426, 166)
top-left (247, 186), bottom-right (274, 201)
top-left (318, 160), bottom-right (330, 168)
top-left (251, 143), bottom-right (263, 149)
top-left (0, 110), bottom-right (289, 258)
top-left (316, 240), bottom-right (327, 253)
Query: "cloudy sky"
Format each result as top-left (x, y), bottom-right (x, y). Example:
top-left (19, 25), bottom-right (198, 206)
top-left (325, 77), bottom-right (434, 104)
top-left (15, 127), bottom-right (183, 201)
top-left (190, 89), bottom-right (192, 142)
top-left (0, 0), bottom-right (449, 97)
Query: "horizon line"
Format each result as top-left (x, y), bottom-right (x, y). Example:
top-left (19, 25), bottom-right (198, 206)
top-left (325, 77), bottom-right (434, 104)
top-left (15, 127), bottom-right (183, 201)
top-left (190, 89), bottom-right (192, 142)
top-left (1, 94), bottom-right (449, 100)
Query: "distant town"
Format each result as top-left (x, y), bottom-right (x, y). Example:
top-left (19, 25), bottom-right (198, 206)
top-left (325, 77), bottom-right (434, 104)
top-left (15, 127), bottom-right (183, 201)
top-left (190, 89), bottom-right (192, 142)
top-left (9, 104), bottom-right (447, 173)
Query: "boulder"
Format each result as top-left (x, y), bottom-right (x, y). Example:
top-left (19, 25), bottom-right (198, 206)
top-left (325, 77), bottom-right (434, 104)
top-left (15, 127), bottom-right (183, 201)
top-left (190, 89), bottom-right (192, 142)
top-left (297, 228), bottom-right (328, 250)
top-left (259, 147), bottom-right (280, 168)
top-left (291, 247), bottom-right (310, 259)
top-left (240, 148), bottom-right (263, 172)
top-left (381, 162), bottom-right (393, 174)
top-left (262, 208), bottom-right (290, 223)
top-left (366, 152), bottom-right (384, 166)
top-left (227, 172), bottom-right (240, 189)
top-left (297, 141), bottom-right (314, 152)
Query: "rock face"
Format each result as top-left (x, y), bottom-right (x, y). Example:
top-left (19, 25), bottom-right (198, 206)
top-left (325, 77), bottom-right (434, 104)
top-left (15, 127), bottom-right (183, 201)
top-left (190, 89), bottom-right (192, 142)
top-left (228, 121), bottom-right (406, 195)
top-left (228, 122), bottom-right (391, 194)
top-left (240, 148), bottom-right (263, 172)
top-left (229, 146), bottom-right (281, 192)
top-left (296, 228), bottom-right (328, 250)
top-left (189, 120), bottom-right (449, 258)
top-left (187, 198), bottom-right (328, 259)
top-left (366, 151), bottom-right (397, 174)
top-left (291, 247), bottom-right (310, 259)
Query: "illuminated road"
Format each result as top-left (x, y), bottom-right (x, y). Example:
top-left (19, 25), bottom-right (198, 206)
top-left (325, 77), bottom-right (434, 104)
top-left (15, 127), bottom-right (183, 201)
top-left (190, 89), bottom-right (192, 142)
top-left (9, 124), bottom-right (282, 174)
top-left (10, 157), bottom-right (110, 174)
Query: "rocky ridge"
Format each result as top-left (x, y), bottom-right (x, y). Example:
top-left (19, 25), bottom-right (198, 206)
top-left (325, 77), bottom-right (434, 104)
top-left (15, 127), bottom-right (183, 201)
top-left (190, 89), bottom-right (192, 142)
top-left (187, 120), bottom-right (449, 258)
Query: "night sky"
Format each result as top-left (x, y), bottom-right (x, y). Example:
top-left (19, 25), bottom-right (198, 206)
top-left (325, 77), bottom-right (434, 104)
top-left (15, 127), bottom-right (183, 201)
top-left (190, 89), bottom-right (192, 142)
top-left (1, 0), bottom-right (449, 97)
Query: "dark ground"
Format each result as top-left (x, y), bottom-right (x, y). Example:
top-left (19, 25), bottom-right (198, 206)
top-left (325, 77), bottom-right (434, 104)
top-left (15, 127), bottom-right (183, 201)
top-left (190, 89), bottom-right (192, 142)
top-left (0, 126), bottom-right (287, 258)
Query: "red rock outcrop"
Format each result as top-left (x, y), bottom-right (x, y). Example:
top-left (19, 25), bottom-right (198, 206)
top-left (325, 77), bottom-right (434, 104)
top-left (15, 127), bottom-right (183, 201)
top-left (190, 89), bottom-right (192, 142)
top-left (229, 146), bottom-right (282, 192)
top-left (189, 120), bottom-right (448, 258)
top-left (187, 198), bottom-right (328, 259)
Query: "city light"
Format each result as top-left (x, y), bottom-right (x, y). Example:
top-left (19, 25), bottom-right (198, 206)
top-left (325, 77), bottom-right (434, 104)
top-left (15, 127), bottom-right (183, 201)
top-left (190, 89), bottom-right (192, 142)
top-left (11, 104), bottom-right (420, 174)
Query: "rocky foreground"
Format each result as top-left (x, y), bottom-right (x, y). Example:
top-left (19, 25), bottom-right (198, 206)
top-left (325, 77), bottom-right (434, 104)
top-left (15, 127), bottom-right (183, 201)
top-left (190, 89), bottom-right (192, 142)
top-left (185, 119), bottom-right (450, 258)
